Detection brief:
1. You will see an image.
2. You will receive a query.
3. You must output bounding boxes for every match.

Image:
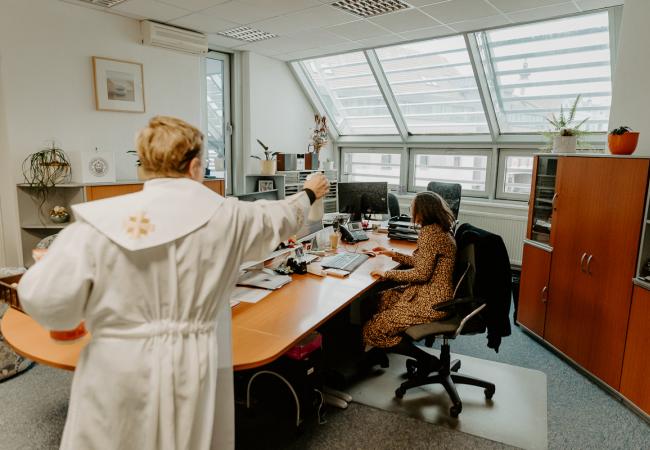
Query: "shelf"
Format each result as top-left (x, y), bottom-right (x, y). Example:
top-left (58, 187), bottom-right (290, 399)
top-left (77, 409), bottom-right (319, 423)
top-left (17, 183), bottom-right (84, 188)
top-left (21, 224), bottom-right (69, 230)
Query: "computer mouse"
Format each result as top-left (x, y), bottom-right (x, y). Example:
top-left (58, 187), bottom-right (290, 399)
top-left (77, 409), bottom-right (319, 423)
top-left (362, 250), bottom-right (377, 257)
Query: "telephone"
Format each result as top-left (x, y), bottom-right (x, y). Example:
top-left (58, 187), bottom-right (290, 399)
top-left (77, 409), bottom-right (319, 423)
top-left (339, 222), bottom-right (369, 243)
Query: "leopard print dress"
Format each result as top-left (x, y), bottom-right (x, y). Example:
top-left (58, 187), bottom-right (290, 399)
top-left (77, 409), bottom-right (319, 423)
top-left (363, 224), bottom-right (456, 348)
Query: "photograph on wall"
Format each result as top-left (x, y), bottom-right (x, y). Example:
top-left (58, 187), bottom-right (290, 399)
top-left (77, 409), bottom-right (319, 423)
top-left (92, 57), bottom-right (145, 112)
top-left (258, 180), bottom-right (274, 192)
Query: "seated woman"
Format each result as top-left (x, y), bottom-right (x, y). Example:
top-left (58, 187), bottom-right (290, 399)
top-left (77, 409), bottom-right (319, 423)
top-left (363, 191), bottom-right (457, 358)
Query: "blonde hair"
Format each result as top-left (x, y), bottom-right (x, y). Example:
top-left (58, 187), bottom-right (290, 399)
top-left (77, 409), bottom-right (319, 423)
top-left (136, 116), bottom-right (204, 178)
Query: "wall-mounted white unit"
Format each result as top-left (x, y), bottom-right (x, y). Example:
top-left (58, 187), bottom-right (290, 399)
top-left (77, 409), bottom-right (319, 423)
top-left (141, 21), bottom-right (208, 55)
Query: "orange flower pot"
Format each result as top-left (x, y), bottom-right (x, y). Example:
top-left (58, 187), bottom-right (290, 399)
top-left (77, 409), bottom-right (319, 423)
top-left (608, 132), bottom-right (640, 155)
top-left (50, 322), bottom-right (87, 341)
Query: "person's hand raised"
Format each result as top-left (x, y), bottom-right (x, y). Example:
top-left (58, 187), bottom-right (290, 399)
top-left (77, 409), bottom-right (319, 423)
top-left (304, 173), bottom-right (330, 199)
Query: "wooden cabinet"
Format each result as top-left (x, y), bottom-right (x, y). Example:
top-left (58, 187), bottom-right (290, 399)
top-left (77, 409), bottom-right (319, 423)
top-left (518, 243), bottom-right (551, 337)
top-left (203, 179), bottom-right (225, 196)
top-left (522, 155), bottom-right (650, 401)
top-left (621, 285), bottom-right (650, 414)
top-left (85, 184), bottom-right (142, 201)
top-left (85, 179), bottom-right (225, 201)
top-left (544, 157), bottom-right (648, 388)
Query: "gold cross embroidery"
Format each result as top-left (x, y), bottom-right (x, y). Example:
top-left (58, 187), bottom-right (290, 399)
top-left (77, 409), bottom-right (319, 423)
top-left (125, 212), bottom-right (155, 239)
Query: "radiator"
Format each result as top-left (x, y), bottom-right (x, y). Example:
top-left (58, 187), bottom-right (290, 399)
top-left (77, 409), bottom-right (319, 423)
top-left (458, 209), bottom-right (527, 267)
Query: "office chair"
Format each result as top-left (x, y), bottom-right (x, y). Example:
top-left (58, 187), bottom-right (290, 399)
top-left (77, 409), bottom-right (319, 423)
top-left (387, 192), bottom-right (400, 218)
top-left (426, 181), bottom-right (461, 219)
top-left (393, 243), bottom-right (496, 418)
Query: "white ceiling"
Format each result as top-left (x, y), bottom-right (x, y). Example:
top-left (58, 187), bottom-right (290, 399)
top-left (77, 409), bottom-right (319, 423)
top-left (67, 0), bottom-right (624, 61)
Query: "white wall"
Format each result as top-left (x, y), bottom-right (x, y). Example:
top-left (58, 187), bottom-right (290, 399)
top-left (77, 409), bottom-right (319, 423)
top-left (0, 0), bottom-right (203, 265)
top-left (609, 0), bottom-right (650, 154)
top-left (242, 52), bottom-right (332, 174)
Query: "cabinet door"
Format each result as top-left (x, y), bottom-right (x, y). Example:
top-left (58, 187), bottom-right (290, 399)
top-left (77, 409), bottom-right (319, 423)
top-left (621, 286), bottom-right (650, 414)
top-left (547, 157), bottom-right (649, 388)
top-left (544, 158), bottom-right (585, 354)
top-left (518, 243), bottom-right (551, 337)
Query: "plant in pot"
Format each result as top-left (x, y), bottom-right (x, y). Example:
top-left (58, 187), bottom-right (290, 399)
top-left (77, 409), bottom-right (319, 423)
top-left (22, 142), bottom-right (72, 218)
top-left (543, 95), bottom-right (588, 153)
top-left (251, 139), bottom-right (279, 175)
top-left (608, 126), bottom-right (640, 155)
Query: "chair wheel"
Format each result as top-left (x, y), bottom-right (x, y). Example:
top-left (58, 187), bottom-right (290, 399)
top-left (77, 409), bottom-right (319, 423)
top-left (449, 404), bottom-right (462, 418)
top-left (406, 359), bottom-right (417, 373)
top-left (395, 387), bottom-right (405, 399)
top-left (484, 387), bottom-right (495, 400)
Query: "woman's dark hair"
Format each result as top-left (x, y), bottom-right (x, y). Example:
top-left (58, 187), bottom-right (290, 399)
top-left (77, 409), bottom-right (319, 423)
top-left (411, 191), bottom-right (455, 232)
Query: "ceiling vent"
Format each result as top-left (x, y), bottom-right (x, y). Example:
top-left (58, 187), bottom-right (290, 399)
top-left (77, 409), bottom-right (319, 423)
top-left (218, 26), bottom-right (278, 43)
top-left (331, 0), bottom-right (410, 18)
top-left (141, 21), bottom-right (208, 54)
top-left (73, 0), bottom-right (127, 7)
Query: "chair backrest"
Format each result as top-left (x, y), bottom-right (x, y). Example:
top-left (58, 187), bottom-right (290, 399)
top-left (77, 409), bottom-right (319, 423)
top-left (387, 192), bottom-right (400, 218)
top-left (426, 181), bottom-right (461, 219)
top-left (451, 242), bottom-right (486, 336)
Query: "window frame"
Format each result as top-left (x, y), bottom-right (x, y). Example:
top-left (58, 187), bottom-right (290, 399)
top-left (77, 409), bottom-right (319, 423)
top-left (408, 148), bottom-right (495, 199)
top-left (340, 147), bottom-right (407, 190)
top-left (202, 50), bottom-right (232, 194)
top-left (496, 149), bottom-right (536, 202)
top-left (292, 7), bottom-right (623, 203)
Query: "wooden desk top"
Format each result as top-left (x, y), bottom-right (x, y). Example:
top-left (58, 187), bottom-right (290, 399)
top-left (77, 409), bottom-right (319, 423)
top-left (1, 233), bottom-right (415, 372)
top-left (1, 307), bottom-right (90, 371)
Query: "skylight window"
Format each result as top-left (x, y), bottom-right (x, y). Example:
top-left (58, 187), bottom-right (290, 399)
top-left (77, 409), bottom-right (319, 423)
top-left (375, 36), bottom-right (490, 134)
top-left (476, 12), bottom-right (612, 134)
top-left (300, 52), bottom-right (399, 135)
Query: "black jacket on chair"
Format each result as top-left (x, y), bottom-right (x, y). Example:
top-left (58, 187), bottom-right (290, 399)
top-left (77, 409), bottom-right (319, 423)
top-left (455, 223), bottom-right (512, 352)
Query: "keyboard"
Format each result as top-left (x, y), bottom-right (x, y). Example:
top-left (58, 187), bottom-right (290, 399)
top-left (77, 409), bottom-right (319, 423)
top-left (320, 253), bottom-right (370, 273)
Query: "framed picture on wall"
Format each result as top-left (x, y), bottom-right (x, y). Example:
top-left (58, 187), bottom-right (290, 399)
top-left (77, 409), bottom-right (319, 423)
top-left (258, 180), bottom-right (274, 192)
top-left (92, 57), bottom-right (145, 112)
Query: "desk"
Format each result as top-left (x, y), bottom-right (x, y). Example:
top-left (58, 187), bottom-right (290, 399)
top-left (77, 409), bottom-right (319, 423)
top-left (1, 233), bottom-right (416, 372)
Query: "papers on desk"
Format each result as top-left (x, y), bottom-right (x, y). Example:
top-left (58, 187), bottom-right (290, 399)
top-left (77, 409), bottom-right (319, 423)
top-left (231, 286), bottom-right (272, 304)
top-left (237, 269), bottom-right (292, 290)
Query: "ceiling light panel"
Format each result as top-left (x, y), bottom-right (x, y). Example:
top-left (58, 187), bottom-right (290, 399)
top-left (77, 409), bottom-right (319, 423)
top-left (331, 0), bottom-right (410, 18)
top-left (75, 0), bottom-right (127, 7)
top-left (218, 26), bottom-right (278, 43)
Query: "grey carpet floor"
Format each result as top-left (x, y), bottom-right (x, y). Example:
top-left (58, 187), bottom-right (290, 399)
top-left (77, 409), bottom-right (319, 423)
top-left (0, 324), bottom-right (648, 449)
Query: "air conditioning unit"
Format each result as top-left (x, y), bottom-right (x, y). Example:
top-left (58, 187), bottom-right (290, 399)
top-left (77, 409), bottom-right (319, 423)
top-left (141, 21), bottom-right (208, 55)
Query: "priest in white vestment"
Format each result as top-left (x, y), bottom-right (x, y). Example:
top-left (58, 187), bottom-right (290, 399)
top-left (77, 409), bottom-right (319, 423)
top-left (18, 116), bottom-right (330, 450)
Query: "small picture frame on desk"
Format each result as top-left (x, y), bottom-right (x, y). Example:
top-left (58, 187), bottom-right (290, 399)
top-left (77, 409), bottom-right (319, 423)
top-left (258, 180), bottom-right (274, 192)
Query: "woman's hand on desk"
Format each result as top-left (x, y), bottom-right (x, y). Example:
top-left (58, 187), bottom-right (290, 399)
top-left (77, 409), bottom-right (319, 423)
top-left (372, 246), bottom-right (395, 258)
top-left (370, 269), bottom-right (386, 278)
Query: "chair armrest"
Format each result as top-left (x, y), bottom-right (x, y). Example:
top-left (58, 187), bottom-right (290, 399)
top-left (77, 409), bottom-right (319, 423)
top-left (433, 296), bottom-right (485, 312)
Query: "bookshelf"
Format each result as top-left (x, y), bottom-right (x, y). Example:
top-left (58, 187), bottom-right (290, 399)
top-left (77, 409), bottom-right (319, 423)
top-left (245, 170), bottom-right (338, 213)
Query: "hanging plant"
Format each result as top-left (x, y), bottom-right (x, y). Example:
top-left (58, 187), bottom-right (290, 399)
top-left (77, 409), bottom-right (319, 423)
top-left (22, 142), bottom-right (72, 214)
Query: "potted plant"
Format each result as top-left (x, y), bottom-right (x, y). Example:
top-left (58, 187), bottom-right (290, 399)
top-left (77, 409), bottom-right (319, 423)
top-left (49, 206), bottom-right (70, 224)
top-left (543, 95), bottom-right (588, 153)
top-left (22, 142), bottom-right (72, 213)
top-left (608, 126), bottom-right (640, 155)
top-left (251, 139), bottom-right (279, 175)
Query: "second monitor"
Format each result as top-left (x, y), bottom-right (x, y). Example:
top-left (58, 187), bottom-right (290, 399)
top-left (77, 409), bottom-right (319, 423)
top-left (338, 181), bottom-right (388, 220)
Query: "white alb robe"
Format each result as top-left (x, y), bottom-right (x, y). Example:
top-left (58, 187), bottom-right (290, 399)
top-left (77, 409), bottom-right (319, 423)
top-left (18, 178), bottom-right (311, 450)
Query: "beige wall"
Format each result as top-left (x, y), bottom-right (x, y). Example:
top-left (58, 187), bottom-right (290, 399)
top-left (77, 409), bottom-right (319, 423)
top-left (609, 0), bottom-right (650, 154)
top-left (0, 0), bottom-right (203, 265)
top-left (242, 52), bottom-right (332, 175)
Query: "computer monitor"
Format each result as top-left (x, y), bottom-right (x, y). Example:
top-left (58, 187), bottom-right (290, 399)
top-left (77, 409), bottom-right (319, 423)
top-left (338, 182), bottom-right (389, 220)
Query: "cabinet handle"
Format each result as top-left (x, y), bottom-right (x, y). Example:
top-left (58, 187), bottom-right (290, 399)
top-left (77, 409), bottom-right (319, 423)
top-left (541, 286), bottom-right (548, 303)
top-left (551, 192), bottom-right (559, 210)
top-left (580, 252), bottom-right (587, 273)
top-left (586, 254), bottom-right (593, 275)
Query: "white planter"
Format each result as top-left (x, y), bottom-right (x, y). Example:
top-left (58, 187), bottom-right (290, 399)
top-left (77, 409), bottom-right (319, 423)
top-left (552, 135), bottom-right (577, 153)
top-left (260, 159), bottom-right (277, 175)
